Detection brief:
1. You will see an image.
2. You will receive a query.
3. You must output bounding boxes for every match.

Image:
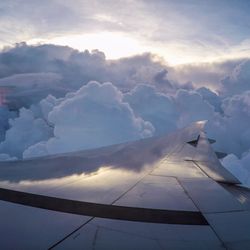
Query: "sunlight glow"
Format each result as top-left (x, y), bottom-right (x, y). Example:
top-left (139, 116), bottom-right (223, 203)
top-left (28, 32), bottom-right (200, 65)
top-left (27, 32), bottom-right (250, 66)
top-left (30, 32), bottom-right (145, 60)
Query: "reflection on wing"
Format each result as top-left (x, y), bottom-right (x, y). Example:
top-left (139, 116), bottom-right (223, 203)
top-left (0, 121), bottom-right (249, 250)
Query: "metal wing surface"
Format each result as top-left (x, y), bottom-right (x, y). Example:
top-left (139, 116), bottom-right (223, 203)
top-left (0, 121), bottom-right (249, 250)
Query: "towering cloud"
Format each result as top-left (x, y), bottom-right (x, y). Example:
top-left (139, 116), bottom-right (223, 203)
top-left (124, 84), bottom-right (177, 135)
top-left (0, 108), bottom-right (52, 158)
top-left (23, 81), bottom-right (154, 158)
top-left (0, 43), bottom-right (168, 98)
top-left (0, 107), bottom-right (14, 142)
top-left (175, 89), bottom-right (215, 128)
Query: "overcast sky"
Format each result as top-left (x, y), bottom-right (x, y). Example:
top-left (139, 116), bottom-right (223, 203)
top-left (1, 0), bottom-right (250, 65)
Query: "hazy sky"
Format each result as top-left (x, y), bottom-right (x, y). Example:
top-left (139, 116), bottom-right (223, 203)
top-left (1, 0), bottom-right (250, 65)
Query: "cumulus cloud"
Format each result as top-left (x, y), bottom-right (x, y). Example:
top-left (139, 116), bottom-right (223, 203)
top-left (175, 89), bottom-right (215, 128)
top-left (21, 81), bottom-right (226, 159)
top-left (124, 84), bottom-right (177, 135)
top-left (206, 91), bottom-right (250, 157)
top-left (34, 94), bottom-right (63, 120)
top-left (0, 107), bottom-right (15, 142)
top-left (0, 72), bottom-right (62, 88)
top-left (23, 81), bottom-right (154, 158)
top-left (196, 87), bottom-right (222, 113)
top-left (0, 154), bottom-right (17, 161)
top-left (220, 60), bottom-right (250, 96)
top-left (0, 72), bottom-right (68, 108)
top-left (0, 108), bottom-right (52, 158)
top-left (222, 153), bottom-right (250, 187)
top-left (0, 43), bottom-right (172, 108)
top-left (167, 59), bottom-right (242, 91)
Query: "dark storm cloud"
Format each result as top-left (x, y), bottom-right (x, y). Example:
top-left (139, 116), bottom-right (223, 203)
top-left (0, 43), bottom-right (170, 98)
top-left (168, 59), bottom-right (245, 91)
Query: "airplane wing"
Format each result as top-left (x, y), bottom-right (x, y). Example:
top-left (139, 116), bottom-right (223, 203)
top-left (0, 121), bottom-right (249, 249)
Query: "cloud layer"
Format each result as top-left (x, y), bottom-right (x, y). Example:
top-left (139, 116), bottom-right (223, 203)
top-left (1, 44), bottom-right (250, 187)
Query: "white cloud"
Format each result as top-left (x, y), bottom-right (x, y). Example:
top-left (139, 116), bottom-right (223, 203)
top-left (168, 59), bottom-right (241, 92)
top-left (206, 90), bottom-right (250, 156)
top-left (23, 81), bottom-right (154, 158)
top-left (124, 84), bottom-right (177, 135)
top-left (0, 108), bottom-right (52, 158)
top-left (222, 153), bottom-right (250, 187)
top-left (175, 89), bottom-right (215, 128)
top-left (0, 107), bottom-right (15, 142)
top-left (0, 153), bottom-right (17, 161)
top-left (196, 87), bottom-right (222, 112)
top-left (221, 60), bottom-right (250, 96)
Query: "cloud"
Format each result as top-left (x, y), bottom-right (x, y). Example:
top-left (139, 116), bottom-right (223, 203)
top-left (23, 82), bottom-right (221, 159)
top-left (106, 54), bottom-right (168, 91)
top-left (206, 90), bottom-right (250, 156)
top-left (0, 44), bottom-right (175, 158)
top-left (0, 153), bottom-right (17, 161)
top-left (0, 108), bottom-right (52, 158)
top-left (0, 72), bottom-right (68, 108)
top-left (0, 44), bottom-right (245, 159)
top-left (0, 106), bottom-right (15, 142)
top-left (222, 153), bottom-right (250, 187)
top-left (2, 43), bottom-right (249, 105)
top-left (220, 60), bottom-right (250, 96)
top-left (34, 94), bottom-right (63, 120)
top-left (153, 69), bottom-right (173, 91)
top-left (124, 84), bottom-right (177, 135)
top-left (0, 43), bottom-right (250, 188)
top-left (0, 72), bottom-right (62, 88)
top-left (196, 87), bottom-right (222, 113)
top-left (0, 43), bottom-right (171, 107)
top-left (175, 89), bottom-right (215, 128)
top-left (0, 0), bottom-right (87, 45)
top-left (23, 81), bottom-right (154, 158)
top-left (168, 59), bottom-right (244, 92)
top-left (0, 43), bottom-right (73, 78)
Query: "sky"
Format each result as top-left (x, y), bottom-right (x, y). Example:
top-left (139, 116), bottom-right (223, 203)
top-left (1, 0), bottom-right (250, 65)
top-left (0, 1), bottom-right (250, 186)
